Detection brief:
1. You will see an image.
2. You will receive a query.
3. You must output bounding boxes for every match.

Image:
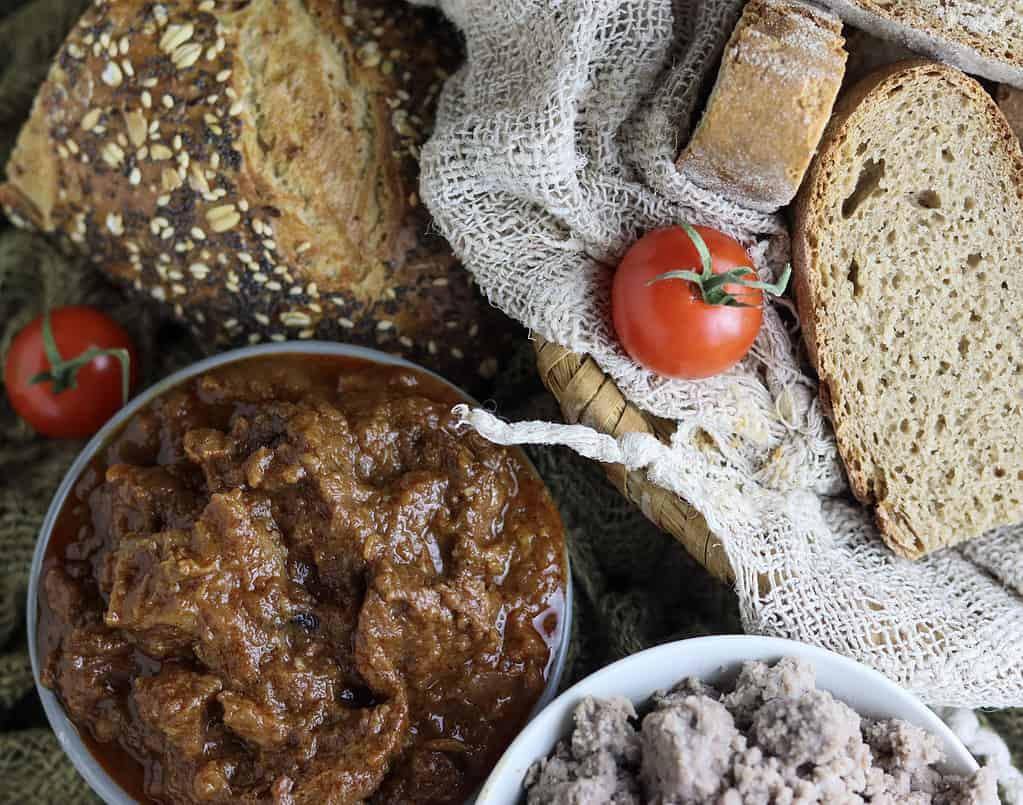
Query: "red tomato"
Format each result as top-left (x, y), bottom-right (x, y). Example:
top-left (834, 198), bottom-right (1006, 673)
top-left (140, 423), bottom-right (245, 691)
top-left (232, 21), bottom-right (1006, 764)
top-left (612, 225), bottom-right (768, 380)
top-left (4, 306), bottom-right (137, 438)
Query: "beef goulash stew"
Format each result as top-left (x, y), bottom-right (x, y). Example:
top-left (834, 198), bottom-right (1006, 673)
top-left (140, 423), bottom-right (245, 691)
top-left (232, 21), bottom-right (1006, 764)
top-left (38, 354), bottom-right (567, 804)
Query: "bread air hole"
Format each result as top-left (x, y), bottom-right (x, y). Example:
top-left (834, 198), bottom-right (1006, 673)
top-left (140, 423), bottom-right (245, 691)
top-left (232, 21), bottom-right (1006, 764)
top-left (841, 158), bottom-right (885, 218)
top-left (967, 253), bottom-right (982, 268)
top-left (847, 259), bottom-right (863, 296)
top-left (915, 189), bottom-right (941, 209)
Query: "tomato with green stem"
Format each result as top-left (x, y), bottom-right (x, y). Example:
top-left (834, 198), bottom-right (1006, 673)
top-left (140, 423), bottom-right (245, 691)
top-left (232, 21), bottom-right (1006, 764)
top-left (612, 224), bottom-right (790, 380)
top-left (4, 306), bottom-right (136, 438)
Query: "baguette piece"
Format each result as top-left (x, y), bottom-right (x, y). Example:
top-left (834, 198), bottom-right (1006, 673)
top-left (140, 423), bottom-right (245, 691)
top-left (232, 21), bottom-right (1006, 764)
top-left (793, 60), bottom-right (1023, 559)
top-left (676, 0), bottom-right (847, 214)
top-left (816, 0), bottom-right (1023, 88)
top-left (0, 0), bottom-right (516, 391)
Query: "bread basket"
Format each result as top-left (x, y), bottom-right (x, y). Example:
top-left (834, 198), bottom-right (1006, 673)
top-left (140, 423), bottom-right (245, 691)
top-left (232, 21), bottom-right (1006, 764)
top-left (534, 336), bottom-right (733, 583)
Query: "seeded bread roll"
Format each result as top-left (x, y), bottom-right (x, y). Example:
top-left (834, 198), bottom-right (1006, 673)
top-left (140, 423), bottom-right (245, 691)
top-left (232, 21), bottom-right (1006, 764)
top-left (676, 0), bottom-right (847, 214)
top-left (0, 0), bottom-right (516, 391)
top-left (793, 60), bottom-right (1023, 559)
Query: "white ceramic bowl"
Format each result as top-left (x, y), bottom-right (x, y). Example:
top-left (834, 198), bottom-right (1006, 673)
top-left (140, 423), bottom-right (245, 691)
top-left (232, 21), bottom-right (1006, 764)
top-left (477, 634), bottom-right (978, 804)
top-left (27, 342), bottom-right (572, 805)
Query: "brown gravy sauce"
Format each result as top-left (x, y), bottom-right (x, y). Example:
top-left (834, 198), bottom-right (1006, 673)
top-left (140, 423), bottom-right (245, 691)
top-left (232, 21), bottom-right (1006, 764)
top-left (39, 354), bottom-right (566, 804)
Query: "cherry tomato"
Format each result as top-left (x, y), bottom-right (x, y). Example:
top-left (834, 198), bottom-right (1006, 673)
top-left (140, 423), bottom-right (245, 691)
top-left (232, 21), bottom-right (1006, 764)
top-left (4, 306), bottom-right (137, 438)
top-left (612, 225), bottom-right (785, 380)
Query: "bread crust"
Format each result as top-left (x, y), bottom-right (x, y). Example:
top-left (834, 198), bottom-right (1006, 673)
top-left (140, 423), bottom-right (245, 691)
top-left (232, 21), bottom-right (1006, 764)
top-left (815, 0), bottom-right (1023, 88)
top-left (0, 0), bottom-right (516, 391)
top-left (676, 0), bottom-right (847, 213)
top-left (793, 59), bottom-right (1023, 558)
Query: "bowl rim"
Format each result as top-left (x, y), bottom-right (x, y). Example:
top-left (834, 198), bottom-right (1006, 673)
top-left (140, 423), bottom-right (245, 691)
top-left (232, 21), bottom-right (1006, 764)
top-left (26, 340), bottom-right (573, 805)
top-left (477, 633), bottom-right (979, 804)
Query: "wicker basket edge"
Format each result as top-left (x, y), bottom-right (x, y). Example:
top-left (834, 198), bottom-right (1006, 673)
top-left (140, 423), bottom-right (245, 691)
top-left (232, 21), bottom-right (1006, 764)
top-left (534, 336), bottom-right (734, 584)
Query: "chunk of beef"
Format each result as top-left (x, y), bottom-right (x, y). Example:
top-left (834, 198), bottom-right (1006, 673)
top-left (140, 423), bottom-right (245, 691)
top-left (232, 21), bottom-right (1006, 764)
top-left (134, 666), bottom-right (223, 759)
top-left (48, 624), bottom-right (134, 742)
top-left (219, 691), bottom-right (289, 749)
top-left (291, 693), bottom-right (410, 805)
top-left (93, 464), bottom-right (201, 550)
top-left (104, 529), bottom-right (202, 658)
top-left (105, 489), bottom-right (305, 677)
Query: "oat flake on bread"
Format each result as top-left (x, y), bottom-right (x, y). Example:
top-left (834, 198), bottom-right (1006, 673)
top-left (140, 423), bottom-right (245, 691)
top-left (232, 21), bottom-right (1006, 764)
top-left (420, 0), bottom-right (1023, 712)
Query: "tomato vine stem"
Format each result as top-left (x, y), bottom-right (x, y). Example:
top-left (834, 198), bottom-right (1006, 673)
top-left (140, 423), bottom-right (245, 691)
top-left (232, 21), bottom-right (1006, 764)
top-left (646, 223), bottom-right (791, 307)
top-left (29, 310), bottom-right (131, 405)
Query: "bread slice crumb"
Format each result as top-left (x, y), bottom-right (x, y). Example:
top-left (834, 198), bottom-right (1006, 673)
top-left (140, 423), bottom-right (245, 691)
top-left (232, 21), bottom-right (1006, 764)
top-left (817, 0), bottom-right (1023, 88)
top-left (794, 61), bottom-right (1023, 559)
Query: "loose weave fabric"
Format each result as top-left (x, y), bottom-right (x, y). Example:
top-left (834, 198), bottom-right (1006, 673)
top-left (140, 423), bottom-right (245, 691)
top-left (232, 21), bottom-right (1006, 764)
top-left (416, 0), bottom-right (1023, 713)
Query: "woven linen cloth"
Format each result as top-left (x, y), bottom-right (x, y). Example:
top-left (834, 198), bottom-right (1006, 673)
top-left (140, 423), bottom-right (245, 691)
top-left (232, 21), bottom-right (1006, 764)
top-left (414, 0), bottom-right (1023, 715)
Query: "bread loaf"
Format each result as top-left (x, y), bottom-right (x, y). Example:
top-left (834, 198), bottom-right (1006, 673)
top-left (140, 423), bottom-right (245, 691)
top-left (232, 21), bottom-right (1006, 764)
top-left (0, 0), bottom-right (516, 391)
top-left (793, 60), bottom-right (1023, 559)
top-left (676, 0), bottom-right (847, 214)
top-left (816, 0), bottom-right (1023, 88)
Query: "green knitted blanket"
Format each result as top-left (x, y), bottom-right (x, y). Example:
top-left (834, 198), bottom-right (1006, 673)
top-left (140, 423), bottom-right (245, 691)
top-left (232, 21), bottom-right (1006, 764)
top-left (0, 2), bottom-right (1019, 803)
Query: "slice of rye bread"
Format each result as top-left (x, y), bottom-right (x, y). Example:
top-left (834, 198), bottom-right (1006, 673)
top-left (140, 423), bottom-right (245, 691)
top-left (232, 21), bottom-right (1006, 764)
top-left (793, 60), bottom-right (1023, 559)
top-left (815, 0), bottom-right (1023, 88)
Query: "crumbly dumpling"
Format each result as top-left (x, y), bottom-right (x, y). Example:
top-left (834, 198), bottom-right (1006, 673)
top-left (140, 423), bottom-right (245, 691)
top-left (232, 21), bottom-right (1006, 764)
top-left (639, 696), bottom-right (738, 802)
top-left (723, 656), bottom-right (817, 726)
top-left (526, 697), bottom-right (642, 805)
top-left (525, 658), bottom-right (997, 805)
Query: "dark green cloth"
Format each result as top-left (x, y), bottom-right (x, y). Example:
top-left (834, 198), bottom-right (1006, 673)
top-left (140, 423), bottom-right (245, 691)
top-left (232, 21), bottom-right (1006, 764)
top-left (0, 2), bottom-right (1017, 804)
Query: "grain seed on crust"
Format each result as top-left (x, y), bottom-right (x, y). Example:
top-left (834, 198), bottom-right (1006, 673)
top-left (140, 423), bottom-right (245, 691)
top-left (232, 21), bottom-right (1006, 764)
top-left (159, 23), bottom-right (193, 53)
top-left (206, 204), bottom-right (241, 232)
top-left (101, 61), bottom-right (123, 87)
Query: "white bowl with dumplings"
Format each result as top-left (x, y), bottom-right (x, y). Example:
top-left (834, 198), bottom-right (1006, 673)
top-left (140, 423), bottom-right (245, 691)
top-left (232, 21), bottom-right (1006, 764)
top-left (477, 635), bottom-right (980, 804)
